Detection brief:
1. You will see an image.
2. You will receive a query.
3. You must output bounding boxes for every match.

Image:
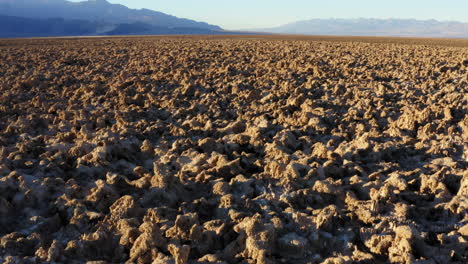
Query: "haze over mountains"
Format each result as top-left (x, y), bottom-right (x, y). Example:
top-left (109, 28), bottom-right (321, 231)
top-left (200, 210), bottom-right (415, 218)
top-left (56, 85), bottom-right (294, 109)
top-left (1, 0), bottom-right (467, 38)
top-left (0, 0), bottom-right (225, 37)
top-left (258, 18), bottom-right (468, 38)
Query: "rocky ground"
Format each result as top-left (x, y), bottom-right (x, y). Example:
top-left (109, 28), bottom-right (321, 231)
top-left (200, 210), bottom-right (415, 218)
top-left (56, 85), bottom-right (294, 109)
top-left (0, 35), bottom-right (467, 264)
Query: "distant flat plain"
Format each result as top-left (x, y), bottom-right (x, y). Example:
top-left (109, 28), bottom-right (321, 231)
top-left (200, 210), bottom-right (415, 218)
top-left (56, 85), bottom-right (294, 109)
top-left (1, 34), bottom-right (468, 47)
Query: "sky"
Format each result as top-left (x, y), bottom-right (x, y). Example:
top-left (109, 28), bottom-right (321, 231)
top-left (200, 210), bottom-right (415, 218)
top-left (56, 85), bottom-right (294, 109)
top-left (70, 0), bottom-right (468, 30)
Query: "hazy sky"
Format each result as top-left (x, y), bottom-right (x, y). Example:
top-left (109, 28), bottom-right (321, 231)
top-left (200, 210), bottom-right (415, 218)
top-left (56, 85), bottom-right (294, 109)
top-left (70, 0), bottom-right (468, 29)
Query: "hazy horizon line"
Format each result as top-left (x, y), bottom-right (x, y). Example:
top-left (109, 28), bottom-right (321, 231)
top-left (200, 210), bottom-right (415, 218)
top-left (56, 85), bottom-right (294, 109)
top-left (7, 1), bottom-right (468, 30)
top-left (236, 17), bottom-right (468, 31)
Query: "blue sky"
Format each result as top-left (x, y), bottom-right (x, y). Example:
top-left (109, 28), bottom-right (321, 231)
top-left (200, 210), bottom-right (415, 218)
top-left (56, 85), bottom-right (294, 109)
top-left (71, 0), bottom-right (468, 29)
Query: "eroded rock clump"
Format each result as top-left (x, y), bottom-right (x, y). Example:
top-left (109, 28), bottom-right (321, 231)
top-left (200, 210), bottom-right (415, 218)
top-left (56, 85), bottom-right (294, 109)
top-left (0, 36), bottom-right (467, 263)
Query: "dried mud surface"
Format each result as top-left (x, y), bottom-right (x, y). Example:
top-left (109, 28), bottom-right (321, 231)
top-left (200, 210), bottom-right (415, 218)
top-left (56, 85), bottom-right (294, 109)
top-left (0, 36), bottom-right (467, 264)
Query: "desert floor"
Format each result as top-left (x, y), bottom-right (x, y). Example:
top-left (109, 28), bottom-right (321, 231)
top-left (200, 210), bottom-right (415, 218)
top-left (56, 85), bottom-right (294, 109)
top-left (0, 35), bottom-right (467, 264)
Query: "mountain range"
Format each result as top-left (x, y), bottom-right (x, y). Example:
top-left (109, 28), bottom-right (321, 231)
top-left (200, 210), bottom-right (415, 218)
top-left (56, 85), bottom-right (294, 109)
top-left (258, 18), bottom-right (468, 38)
top-left (1, 1), bottom-right (467, 38)
top-left (0, 0), bottom-right (226, 37)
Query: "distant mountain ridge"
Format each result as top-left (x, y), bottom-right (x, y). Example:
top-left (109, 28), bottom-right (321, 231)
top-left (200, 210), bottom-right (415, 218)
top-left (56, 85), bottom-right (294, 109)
top-left (0, 0), bottom-right (226, 37)
top-left (0, 14), bottom-right (228, 38)
top-left (0, 15), bottom-right (112, 38)
top-left (3, 2), bottom-right (467, 39)
top-left (258, 18), bottom-right (468, 38)
top-left (0, 0), bottom-right (221, 30)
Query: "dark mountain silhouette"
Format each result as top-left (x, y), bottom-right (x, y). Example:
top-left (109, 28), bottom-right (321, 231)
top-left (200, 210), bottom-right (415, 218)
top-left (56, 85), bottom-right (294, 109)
top-left (258, 18), bottom-right (468, 38)
top-left (0, 0), bottom-right (222, 34)
top-left (105, 22), bottom-right (225, 36)
top-left (0, 14), bottom-right (231, 38)
top-left (0, 14), bottom-right (113, 37)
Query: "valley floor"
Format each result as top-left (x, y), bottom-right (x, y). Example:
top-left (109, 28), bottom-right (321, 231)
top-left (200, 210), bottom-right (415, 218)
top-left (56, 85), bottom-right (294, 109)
top-left (0, 35), bottom-right (467, 263)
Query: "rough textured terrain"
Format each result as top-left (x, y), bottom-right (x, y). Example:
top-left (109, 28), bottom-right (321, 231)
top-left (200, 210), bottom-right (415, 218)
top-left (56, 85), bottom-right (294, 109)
top-left (0, 35), bottom-right (467, 264)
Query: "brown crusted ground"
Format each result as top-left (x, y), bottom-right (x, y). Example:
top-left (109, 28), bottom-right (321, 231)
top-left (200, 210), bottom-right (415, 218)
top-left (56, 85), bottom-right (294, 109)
top-left (0, 35), bottom-right (467, 264)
